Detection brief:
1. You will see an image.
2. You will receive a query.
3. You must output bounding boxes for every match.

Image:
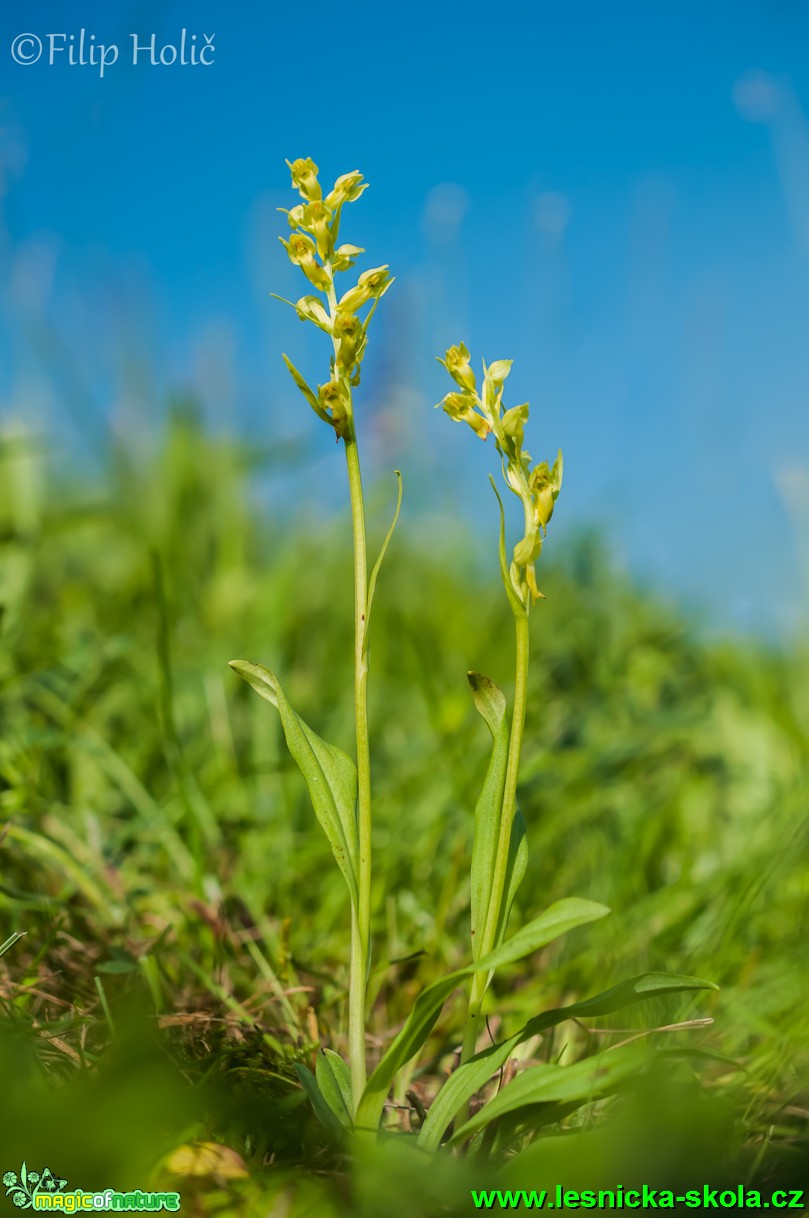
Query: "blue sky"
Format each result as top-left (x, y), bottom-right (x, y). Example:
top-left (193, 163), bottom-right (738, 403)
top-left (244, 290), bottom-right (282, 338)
top-left (2, 0), bottom-right (809, 635)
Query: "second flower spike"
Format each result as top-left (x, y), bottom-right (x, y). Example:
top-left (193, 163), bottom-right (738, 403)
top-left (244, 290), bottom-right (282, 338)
top-left (436, 347), bottom-right (562, 606)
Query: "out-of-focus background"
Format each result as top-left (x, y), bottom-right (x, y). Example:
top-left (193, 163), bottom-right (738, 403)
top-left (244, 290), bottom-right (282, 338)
top-left (1, 1), bottom-right (808, 1212)
top-left (3, 0), bottom-right (809, 633)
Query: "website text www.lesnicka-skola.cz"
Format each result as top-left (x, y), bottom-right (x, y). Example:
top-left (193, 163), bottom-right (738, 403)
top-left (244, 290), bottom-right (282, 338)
top-left (470, 1185), bottom-right (805, 1210)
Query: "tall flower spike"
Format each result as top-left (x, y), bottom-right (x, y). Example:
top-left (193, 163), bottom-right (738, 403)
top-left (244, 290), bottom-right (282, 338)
top-left (436, 344), bottom-right (562, 607)
top-left (276, 158), bottom-right (394, 436)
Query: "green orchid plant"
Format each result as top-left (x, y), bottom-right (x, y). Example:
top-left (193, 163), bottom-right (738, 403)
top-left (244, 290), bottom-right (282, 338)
top-left (229, 158), bottom-right (716, 1153)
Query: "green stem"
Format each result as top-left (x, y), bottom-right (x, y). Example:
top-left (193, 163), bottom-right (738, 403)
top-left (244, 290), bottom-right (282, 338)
top-left (459, 609), bottom-right (530, 1073)
top-left (326, 273), bottom-right (371, 1112)
top-left (344, 429), bottom-right (371, 1111)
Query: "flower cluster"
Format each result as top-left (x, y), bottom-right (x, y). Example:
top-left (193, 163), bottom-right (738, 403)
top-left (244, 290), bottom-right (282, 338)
top-left (437, 344), bottom-right (562, 605)
top-left (277, 158), bottom-right (393, 440)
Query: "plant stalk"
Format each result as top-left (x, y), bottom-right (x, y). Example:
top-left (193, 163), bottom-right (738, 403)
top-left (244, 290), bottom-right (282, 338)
top-left (459, 608), bottom-right (530, 1072)
top-left (344, 429), bottom-right (372, 1110)
top-left (327, 272), bottom-right (371, 1111)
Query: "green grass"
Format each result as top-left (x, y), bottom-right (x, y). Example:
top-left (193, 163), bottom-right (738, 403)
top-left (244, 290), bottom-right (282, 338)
top-left (1, 409), bottom-right (807, 1213)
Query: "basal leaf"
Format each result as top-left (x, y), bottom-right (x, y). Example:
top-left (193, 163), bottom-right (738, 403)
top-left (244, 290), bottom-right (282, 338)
top-left (355, 897), bottom-right (607, 1134)
top-left (449, 1044), bottom-right (648, 1144)
top-left (476, 898), bottom-right (609, 973)
top-left (355, 972), bottom-right (464, 1134)
top-left (228, 661), bottom-right (358, 909)
top-left (294, 1064), bottom-right (345, 1139)
top-left (316, 1048), bottom-right (353, 1128)
top-left (417, 970), bottom-right (717, 1151)
top-left (522, 971), bottom-right (719, 1034)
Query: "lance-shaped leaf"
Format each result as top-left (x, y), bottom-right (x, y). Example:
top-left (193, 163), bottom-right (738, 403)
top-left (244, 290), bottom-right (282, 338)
top-left (355, 897), bottom-right (608, 1134)
top-left (316, 1049), bottom-right (353, 1128)
top-left (449, 1043), bottom-right (648, 1144)
top-left (294, 1064), bottom-right (345, 1140)
top-left (228, 661), bottom-right (358, 909)
top-left (467, 672), bottom-right (528, 961)
top-left (417, 970), bottom-right (718, 1152)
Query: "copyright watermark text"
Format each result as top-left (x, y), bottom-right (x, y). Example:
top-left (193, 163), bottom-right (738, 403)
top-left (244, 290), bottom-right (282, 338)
top-left (10, 29), bottom-right (215, 77)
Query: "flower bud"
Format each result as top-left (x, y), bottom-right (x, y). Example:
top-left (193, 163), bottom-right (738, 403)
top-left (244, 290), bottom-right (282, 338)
top-left (501, 403), bottom-right (529, 449)
top-left (487, 359), bottom-right (513, 386)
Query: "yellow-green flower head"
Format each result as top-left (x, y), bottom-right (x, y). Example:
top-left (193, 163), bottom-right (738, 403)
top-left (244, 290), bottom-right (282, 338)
top-left (302, 200), bottom-right (333, 260)
top-left (318, 380), bottom-right (350, 438)
top-left (326, 170), bottom-right (368, 209)
top-left (333, 312), bottom-right (363, 370)
top-left (281, 233), bottom-right (330, 291)
top-left (436, 339), bottom-right (563, 608)
top-left (283, 232), bottom-right (317, 267)
top-left (530, 453), bottom-right (563, 531)
top-left (294, 294), bottom-right (332, 332)
top-left (287, 157), bottom-right (322, 202)
top-left (338, 266), bottom-right (393, 315)
top-left (441, 342), bottom-right (477, 393)
top-left (439, 391), bottom-right (491, 439)
top-left (332, 243), bottom-right (365, 272)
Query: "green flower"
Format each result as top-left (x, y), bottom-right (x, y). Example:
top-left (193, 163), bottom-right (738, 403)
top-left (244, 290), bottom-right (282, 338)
top-left (3, 1173), bottom-right (18, 1188)
top-left (338, 266), bottom-right (393, 315)
top-left (326, 170), bottom-right (368, 208)
top-left (438, 391), bottom-right (491, 439)
top-left (318, 381), bottom-right (351, 438)
top-left (333, 313), bottom-right (364, 372)
top-left (12, 1190), bottom-right (27, 1207)
top-left (293, 295), bottom-right (332, 333)
top-left (530, 455), bottom-right (562, 531)
top-left (440, 342), bottom-right (476, 393)
top-left (280, 234), bottom-right (330, 291)
top-left (301, 201), bottom-right (333, 260)
top-left (282, 232), bottom-right (316, 265)
top-left (286, 157), bottom-right (322, 202)
top-left (332, 243), bottom-right (365, 272)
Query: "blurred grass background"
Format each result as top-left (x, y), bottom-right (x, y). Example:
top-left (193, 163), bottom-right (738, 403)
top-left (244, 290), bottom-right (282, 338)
top-left (0, 405), bottom-right (807, 1213)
